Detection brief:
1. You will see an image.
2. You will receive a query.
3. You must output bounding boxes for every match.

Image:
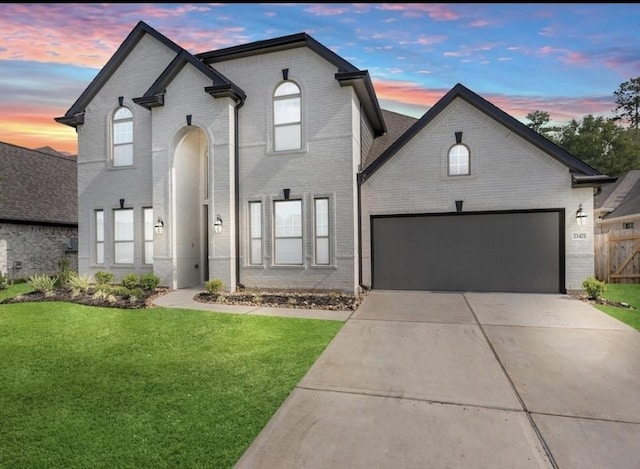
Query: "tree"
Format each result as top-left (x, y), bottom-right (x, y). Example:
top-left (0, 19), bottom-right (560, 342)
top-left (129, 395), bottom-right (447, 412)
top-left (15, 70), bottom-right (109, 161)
top-left (554, 114), bottom-right (640, 176)
top-left (613, 77), bottom-right (640, 130)
top-left (526, 110), bottom-right (560, 137)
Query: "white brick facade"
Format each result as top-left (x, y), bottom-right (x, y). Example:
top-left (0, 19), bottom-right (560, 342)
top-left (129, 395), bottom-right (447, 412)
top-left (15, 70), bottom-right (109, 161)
top-left (64, 22), bottom-right (601, 294)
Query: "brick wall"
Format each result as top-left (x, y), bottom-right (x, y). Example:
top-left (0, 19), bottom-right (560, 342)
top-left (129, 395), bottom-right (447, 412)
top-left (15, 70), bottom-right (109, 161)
top-left (0, 223), bottom-right (78, 279)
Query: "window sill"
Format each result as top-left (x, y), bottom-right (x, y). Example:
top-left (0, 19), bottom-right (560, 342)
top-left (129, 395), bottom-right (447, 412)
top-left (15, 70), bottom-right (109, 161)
top-left (269, 264), bottom-right (305, 269)
top-left (310, 264), bottom-right (337, 270)
top-left (266, 144), bottom-right (308, 157)
top-left (108, 164), bottom-right (136, 171)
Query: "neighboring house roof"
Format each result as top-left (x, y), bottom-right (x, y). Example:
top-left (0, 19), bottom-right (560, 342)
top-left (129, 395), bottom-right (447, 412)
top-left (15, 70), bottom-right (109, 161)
top-left (364, 109), bottom-right (418, 170)
top-left (360, 83), bottom-right (611, 185)
top-left (0, 141), bottom-right (77, 226)
top-left (33, 146), bottom-right (73, 159)
top-left (595, 170), bottom-right (640, 220)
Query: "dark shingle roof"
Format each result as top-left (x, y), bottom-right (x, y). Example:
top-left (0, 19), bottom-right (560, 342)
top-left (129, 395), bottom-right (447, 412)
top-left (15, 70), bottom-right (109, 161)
top-left (0, 142), bottom-right (77, 225)
top-left (364, 109), bottom-right (418, 170)
top-left (595, 170), bottom-right (640, 218)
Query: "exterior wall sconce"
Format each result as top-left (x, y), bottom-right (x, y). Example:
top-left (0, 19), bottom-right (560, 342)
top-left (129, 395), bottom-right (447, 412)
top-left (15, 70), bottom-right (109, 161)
top-left (214, 214), bottom-right (223, 233)
top-left (154, 217), bottom-right (165, 234)
top-left (576, 204), bottom-right (587, 226)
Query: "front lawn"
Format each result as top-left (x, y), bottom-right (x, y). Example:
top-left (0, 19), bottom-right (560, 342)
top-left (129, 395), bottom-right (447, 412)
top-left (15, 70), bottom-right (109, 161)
top-left (595, 283), bottom-right (640, 331)
top-left (0, 301), bottom-right (342, 468)
top-left (0, 282), bottom-right (32, 301)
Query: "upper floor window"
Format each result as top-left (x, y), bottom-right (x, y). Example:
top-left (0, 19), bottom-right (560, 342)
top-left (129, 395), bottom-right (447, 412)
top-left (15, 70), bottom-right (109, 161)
top-left (113, 107), bottom-right (133, 166)
top-left (273, 81), bottom-right (301, 151)
top-left (448, 144), bottom-right (470, 176)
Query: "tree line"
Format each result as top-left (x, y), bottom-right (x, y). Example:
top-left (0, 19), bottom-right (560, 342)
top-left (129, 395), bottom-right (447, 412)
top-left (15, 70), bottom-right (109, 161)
top-left (525, 77), bottom-right (640, 176)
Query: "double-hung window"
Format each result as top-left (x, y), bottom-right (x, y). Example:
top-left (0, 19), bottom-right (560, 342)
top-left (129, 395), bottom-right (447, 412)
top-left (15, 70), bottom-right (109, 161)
top-left (95, 209), bottom-right (104, 264)
top-left (249, 202), bottom-right (262, 265)
top-left (314, 198), bottom-right (330, 265)
top-left (273, 82), bottom-right (301, 151)
top-left (143, 207), bottom-right (154, 265)
top-left (274, 200), bottom-right (302, 265)
top-left (114, 209), bottom-right (134, 264)
top-left (113, 107), bottom-right (133, 166)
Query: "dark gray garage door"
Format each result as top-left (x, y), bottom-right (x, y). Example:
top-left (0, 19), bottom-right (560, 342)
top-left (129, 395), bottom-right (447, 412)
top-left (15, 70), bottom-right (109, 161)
top-left (372, 211), bottom-right (563, 293)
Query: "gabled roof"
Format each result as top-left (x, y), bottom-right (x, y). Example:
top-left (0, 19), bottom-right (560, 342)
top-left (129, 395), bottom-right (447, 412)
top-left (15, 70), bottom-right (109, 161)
top-left (0, 142), bottom-right (77, 226)
top-left (133, 50), bottom-right (245, 109)
top-left (196, 32), bottom-right (386, 135)
top-left (56, 21), bottom-right (183, 126)
top-left (360, 83), bottom-right (607, 184)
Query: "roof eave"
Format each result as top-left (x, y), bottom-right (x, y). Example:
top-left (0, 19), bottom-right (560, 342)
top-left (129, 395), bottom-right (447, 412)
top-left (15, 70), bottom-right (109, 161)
top-left (132, 94), bottom-right (165, 109)
top-left (571, 174), bottom-right (618, 188)
top-left (54, 112), bottom-right (85, 128)
top-left (204, 84), bottom-right (246, 103)
top-left (335, 71), bottom-right (386, 135)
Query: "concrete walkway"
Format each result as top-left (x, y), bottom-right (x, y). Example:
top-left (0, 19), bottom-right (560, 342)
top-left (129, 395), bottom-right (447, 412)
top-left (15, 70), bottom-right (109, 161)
top-left (152, 287), bottom-right (352, 321)
top-left (235, 290), bottom-right (640, 469)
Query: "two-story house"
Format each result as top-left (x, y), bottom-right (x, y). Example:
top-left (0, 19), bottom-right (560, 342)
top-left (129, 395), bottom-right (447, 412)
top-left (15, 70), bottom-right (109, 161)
top-left (56, 21), bottom-right (613, 294)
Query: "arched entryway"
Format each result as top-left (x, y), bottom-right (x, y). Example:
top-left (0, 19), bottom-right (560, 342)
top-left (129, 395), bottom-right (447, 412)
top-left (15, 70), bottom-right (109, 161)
top-left (173, 127), bottom-right (209, 288)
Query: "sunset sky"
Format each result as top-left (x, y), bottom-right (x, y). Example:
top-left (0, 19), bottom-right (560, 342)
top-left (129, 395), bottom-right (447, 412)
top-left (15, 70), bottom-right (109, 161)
top-left (1, 3), bottom-right (640, 155)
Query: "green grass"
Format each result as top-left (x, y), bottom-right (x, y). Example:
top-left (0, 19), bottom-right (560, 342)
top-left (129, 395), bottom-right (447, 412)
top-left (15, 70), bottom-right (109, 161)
top-left (0, 282), bottom-right (32, 301)
top-left (595, 283), bottom-right (640, 331)
top-left (0, 301), bottom-right (343, 468)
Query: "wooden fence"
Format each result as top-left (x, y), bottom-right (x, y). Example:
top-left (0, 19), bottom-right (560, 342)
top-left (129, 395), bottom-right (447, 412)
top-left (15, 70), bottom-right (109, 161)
top-left (595, 228), bottom-right (640, 283)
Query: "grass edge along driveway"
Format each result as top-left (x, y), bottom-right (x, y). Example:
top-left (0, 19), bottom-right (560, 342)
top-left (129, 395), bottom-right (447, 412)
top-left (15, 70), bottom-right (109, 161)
top-left (0, 300), bottom-right (343, 469)
top-left (596, 283), bottom-right (640, 331)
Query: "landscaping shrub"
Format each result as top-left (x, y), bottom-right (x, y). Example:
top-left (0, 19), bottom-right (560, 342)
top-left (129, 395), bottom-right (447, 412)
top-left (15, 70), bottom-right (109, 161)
top-left (139, 272), bottom-right (160, 291)
top-left (583, 276), bottom-right (606, 300)
top-left (121, 273), bottom-right (139, 290)
top-left (205, 279), bottom-right (224, 295)
top-left (0, 272), bottom-right (9, 291)
top-left (112, 286), bottom-right (133, 299)
top-left (55, 258), bottom-right (71, 288)
top-left (68, 273), bottom-right (92, 295)
top-left (27, 273), bottom-right (57, 295)
top-left (94, 271), bottom-right (114, 286)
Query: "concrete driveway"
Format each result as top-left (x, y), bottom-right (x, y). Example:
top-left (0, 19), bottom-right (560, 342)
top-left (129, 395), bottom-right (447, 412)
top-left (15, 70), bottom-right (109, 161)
top-left (235, 291), bottom-right (640, 469)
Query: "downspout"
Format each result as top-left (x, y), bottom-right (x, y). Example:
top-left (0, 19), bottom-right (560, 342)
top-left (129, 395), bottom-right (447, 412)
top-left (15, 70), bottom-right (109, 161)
top-left (357, 172), bottom-right (367, 291)
top-left (234, 96), bottom-right (245, 290)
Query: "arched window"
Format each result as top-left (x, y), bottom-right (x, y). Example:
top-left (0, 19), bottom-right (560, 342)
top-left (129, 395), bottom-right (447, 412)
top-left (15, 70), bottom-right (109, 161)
top-left (273, 81), bottom-right (301, 151)
top-left (448, 144), bottom-right (470, 176)
top-left (113, 107), bottom-right (133, 166)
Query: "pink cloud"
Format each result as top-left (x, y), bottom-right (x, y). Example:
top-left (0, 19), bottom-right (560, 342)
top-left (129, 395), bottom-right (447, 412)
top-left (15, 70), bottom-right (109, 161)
top-left (372, 79), bottom-right (615, 123)
top-left (469, 19), bottom-right (490, 27)
top-left (304, 4), bottom-right (349, 16)
top-left (375, 3), bottom-right (460, 21)
top-left (416, 35), bottom-right (448, 46)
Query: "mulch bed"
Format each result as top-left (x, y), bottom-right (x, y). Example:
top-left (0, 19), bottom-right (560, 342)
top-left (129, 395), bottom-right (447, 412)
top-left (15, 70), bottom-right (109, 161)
top-left (195, 290), bottom-right (366, 311)
top-left (0, 288), bottom-right (168, 309)
top-left (571, 294), bottom-right (634, 309)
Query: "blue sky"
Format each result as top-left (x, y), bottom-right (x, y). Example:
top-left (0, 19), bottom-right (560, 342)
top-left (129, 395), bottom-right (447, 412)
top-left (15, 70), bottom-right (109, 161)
top-left (1, 3), bottom-right (639, 154)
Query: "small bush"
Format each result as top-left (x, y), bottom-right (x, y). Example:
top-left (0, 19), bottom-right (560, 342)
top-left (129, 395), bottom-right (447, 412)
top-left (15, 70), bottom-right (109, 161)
top-left (56, 258), bottom-right (71, 288)
top-left (112, 286), bottom-right (133, 298)
top-left (139, 272), bottom-right (160, 291)
top-left (583, 277), bottom-right (606, 300)
top-left (121, 273), bottom-right (139, 290)
top-left (130, 287), bottom-right (145, 299)
top-left (68, 272), bottom-right (92, 293)
top-left (95, 271), bottom-right (114, 285)
top-left (205, 278), bottom-right (224, 295)
top-left (27, 273), bottom-right (58, 295)
top-left (0, 272), bottom-right (9, 291)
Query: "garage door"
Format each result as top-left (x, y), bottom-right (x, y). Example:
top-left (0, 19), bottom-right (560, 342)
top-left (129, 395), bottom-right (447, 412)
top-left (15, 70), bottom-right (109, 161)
top-left (371, 210), bottom-right (563, 293)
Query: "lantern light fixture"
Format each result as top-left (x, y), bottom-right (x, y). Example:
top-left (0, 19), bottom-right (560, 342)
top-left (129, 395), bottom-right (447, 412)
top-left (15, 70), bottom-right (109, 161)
top-left (576, 204), bottom-right (587, 226)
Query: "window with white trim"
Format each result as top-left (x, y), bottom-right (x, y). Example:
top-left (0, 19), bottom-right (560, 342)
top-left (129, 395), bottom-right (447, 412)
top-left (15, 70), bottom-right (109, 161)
top-left (274, 200), bottom-right (302, 265)
top-left (143, 207), bottom-right (153, 265)
top-left (314, 198), bottom-right (330, 265)
top-left (273, 81), bottom-right (301, 151)
top-left (95, 209), bottom-right (104, 264)
top-left (249, 201), bottom-right (262, 265)
top-left (114, 209), bottom-right (134, 264)
top-left (113, 107), bottom-right (133, 166)
top-left (448, 144), bottom-right (470, 176)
